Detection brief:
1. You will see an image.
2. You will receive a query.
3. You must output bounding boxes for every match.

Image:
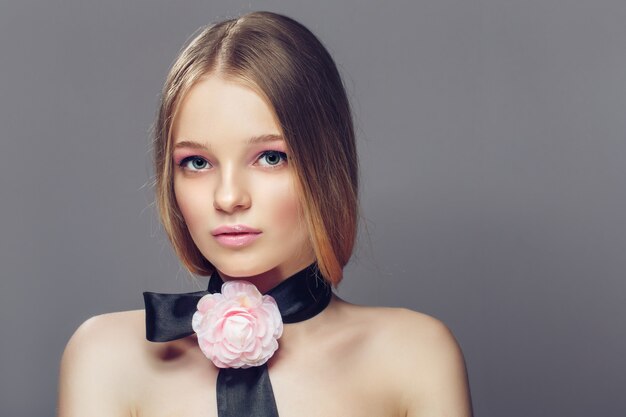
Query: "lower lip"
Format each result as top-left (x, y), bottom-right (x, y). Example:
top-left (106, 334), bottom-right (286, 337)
top-left (214, 232), bottom-right (262, 247)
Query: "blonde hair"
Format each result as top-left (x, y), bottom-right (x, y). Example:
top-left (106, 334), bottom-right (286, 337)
top-left (153, 11), bottom-right (358, 286)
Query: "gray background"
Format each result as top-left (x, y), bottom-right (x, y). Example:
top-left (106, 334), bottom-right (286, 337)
top-left (1, 0), bottom-right (624, 416)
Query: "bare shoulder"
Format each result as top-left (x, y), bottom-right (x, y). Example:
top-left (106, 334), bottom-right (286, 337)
top-left (370, 306), bottom-right (462, 360)
top-left (334, 301), bottom-right (461, 357)
top-left (62, 309), bottom-right (147, 367)
top-left (333, 300), bottom-right (473, 417)
top-left (69, 309), bottom-right (145, 340)
top-left (58, 310), bottom-right (147, 416)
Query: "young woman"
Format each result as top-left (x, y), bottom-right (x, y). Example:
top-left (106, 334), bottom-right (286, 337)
top-left (58, 11), bottom-right (472, 417)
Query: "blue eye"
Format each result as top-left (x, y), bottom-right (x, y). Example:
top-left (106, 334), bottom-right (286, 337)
top-left (179, 156), bottom-right (210, 171)
top-left (258, 151), bottom-right (288, 167)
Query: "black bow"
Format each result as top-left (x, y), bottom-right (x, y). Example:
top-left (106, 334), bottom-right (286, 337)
top-left (143, 263), bottom-right (332, 416)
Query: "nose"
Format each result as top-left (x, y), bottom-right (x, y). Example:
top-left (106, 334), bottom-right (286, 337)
top-left (213, 165), bottom-right (251, 213)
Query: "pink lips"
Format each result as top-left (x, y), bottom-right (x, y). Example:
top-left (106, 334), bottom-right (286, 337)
top-left (211, 225), bottom-right (262, 248)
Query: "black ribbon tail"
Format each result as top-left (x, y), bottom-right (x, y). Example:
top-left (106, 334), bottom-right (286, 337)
top-left (217, 365), bottom-right (279, 417)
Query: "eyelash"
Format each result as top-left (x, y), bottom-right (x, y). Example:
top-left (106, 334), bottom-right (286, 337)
top-left (177, 151), bottom-right (288, 172)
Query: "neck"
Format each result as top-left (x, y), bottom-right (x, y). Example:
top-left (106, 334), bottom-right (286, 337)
top-left (216, 259), bottom-right (316, 294)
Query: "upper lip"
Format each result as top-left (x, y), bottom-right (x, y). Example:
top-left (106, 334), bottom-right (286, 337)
top-left (211, 225), bottom-right (262, 235)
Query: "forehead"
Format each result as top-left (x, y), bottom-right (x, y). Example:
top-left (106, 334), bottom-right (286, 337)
top-left (172, 75), bottom-right (281, 144)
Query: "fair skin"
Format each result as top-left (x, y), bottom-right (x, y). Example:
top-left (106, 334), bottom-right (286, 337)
top-left (57, 75), bottom-right (472, 417)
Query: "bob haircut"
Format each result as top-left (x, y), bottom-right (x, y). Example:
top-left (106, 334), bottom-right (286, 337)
top-left (153, 11), bottom-right (358, 286)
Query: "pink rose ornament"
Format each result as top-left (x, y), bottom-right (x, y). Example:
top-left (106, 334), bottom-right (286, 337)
top-left (191, 280), bottom-right (283, 368)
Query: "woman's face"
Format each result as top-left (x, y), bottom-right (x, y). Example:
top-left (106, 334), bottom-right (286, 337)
top-left (171, 75), bottom-right (315, 290)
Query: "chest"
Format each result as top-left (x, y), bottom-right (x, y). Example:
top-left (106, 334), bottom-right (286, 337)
top-left (135, 349), bottom-right (400, 417)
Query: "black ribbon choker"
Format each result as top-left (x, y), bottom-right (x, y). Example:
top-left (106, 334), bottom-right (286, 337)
top-left (143, 263), bottom-right (332, 417)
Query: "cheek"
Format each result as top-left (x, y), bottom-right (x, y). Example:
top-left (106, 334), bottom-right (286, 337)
top-left (274, 194), bottom-right (301, 224)
top-left (270, 180), bottom-right (307, 233)
top-left (174, 179), bottom-right (208, 228)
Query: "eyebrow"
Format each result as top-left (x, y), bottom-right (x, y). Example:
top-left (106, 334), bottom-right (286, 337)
top-left (174, 134), bottom-right (284, 150)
